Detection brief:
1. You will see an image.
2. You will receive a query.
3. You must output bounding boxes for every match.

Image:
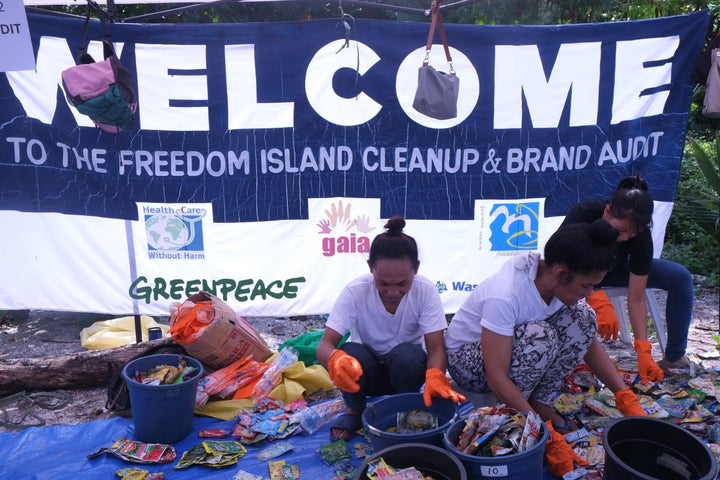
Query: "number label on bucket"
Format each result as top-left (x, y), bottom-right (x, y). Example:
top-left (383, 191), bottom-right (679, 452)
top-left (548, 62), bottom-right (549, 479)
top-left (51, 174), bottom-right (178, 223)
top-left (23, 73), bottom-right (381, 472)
top-left (481, 465), bottom-right (509, 476)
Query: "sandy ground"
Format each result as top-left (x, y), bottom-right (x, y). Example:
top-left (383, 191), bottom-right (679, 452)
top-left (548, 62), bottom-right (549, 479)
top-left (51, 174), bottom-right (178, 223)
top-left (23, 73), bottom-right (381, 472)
top-left (0, 287), bottom-right (717, 432)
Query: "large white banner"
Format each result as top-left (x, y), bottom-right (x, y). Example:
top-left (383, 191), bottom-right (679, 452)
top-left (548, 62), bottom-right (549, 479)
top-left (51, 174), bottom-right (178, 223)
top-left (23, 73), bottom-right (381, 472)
top-left (0, 12), bottom-right (709, 316)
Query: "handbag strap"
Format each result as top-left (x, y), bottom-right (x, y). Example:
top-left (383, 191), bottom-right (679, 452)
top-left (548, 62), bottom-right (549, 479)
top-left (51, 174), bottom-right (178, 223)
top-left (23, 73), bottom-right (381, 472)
top-left (423, 0), bottom-right (454, 73)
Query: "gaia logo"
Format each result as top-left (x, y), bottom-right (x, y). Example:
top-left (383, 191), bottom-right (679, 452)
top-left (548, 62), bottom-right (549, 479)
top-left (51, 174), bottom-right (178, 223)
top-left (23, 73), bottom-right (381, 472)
top-left (143, 205), bottom-right (207, 254)
top-left (316, 200), bottom-right (374, 257)
top-left (488, 202), bottom-right (540, 251)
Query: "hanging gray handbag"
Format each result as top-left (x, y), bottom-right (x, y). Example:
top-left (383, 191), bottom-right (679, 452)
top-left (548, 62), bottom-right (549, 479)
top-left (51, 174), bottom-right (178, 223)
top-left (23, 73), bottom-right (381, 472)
top-left (412, 0), bottom-right (459, 120)
top-left (702, 48), bottom-right (720, 118)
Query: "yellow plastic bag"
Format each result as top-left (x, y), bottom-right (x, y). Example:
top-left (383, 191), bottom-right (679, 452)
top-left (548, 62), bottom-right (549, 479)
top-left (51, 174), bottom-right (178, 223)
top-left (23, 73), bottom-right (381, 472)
top-left (80, 315), bottom-right (170, 350)
top-left (195, 361), bottom-right (334, 420)
top-left (268, 363), bottom-right (333, 402)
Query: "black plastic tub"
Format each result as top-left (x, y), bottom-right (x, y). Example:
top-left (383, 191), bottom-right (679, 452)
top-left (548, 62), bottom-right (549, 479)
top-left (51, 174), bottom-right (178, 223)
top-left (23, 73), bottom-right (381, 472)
top-left (603, 417), bottom-right (718, 480)
top-left (354, 442), bottom-right (467, 480)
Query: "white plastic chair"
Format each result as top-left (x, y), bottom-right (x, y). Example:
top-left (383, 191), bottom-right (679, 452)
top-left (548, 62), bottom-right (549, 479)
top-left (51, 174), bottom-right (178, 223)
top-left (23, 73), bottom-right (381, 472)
top-left (602, 287), bottom-right (666, 354)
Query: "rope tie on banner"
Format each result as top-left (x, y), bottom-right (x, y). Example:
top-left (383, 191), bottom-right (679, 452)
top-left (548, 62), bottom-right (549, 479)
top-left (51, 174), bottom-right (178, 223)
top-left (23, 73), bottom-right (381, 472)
top-left (336, 0), bottom-right (360, 92)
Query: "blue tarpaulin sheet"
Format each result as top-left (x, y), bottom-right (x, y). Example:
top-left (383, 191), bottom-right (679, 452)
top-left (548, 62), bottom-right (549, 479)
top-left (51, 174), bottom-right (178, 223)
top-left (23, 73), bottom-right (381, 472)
top-left (0, 406), bottom-right (562, 479)
top-left (0, 415), bottom-right (348, 479)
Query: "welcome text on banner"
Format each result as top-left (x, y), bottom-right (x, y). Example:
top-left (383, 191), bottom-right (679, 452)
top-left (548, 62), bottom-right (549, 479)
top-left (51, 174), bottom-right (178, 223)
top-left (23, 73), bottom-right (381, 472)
top-left (0, 11), bottom-right (710, 315)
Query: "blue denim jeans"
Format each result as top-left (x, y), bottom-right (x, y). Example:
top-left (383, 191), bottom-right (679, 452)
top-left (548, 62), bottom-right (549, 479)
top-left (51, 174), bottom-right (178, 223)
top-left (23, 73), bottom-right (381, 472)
top-left (338, 342), bottom-right (427, 411)
top-left (600, 258), bottom-right (694, 362)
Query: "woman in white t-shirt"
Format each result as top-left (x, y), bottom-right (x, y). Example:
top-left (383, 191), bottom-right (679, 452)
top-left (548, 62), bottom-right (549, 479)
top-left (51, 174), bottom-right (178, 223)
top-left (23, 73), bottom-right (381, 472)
top-left (317, 215), bottom-right (465, 441)
top-left (445, 220), bottom-right (647, 475)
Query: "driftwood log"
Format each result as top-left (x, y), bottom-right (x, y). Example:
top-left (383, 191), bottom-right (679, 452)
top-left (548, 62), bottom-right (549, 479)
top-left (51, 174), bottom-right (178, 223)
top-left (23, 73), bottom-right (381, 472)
top-left (0, 338), bottom-right (178, 395)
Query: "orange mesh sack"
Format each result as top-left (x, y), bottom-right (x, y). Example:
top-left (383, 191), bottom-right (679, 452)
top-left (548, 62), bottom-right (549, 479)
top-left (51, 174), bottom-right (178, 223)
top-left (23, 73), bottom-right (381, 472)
top-left (169, 292), bottom-right (272, 369)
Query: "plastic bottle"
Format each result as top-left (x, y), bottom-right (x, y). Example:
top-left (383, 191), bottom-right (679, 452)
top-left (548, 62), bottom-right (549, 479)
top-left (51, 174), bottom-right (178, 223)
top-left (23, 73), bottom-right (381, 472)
top-left (251, 346), bottom-right (299, 402)
top-left (291, 398), bottom-right (346, 435)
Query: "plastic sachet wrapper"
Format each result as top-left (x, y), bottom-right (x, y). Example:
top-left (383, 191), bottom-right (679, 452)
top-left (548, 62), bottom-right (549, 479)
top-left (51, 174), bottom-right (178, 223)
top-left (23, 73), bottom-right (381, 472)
top-left (377, 467), bottom-right (426, 480)
top-left (290, 398), bottom-right (346, 435)
top-left (366, 457), bottom-right (396, 477)
top-left (175, 445), bottom-right (206, 469)
top-left (132, 356), bottom-right (197, 386)
top-left (553, 393), bottom-right (586, 415)
top-left (87, 438), bottom-right (176, 463)
top-left (457, 411), bottom-right (512, 455)
top-left (231, 471), bottom-right (263, 480)
top-left (198, 428), bottom-right (233, 438)
top-left (518, 410), bottom-right (543, 451)
top-left (354, 442), bottom-right (373, 458)
top-left (252, 347), bottom-right (298, 402)
top-left (175, 440), bottom-right (247, 469)
top-left (256, 440), bottom-right (295, 461)
top-left (655, 396), bottom-right (696, 419)
top-left (234, 397), bottom-right (306, 444)
top-left (317, 440), bottom-right (354, 479)
top-left (395, 409), bottom-right (438, 434)
top-left (583, 396), bottom-right (623, 418)
top-left (115, 468), bottom-right (165, 480)
top-left (268, 459), bottom-right (300, 479)
top-left (454, 405), bottom-right (543, 457)
top-left (318, 439), bottom-right (351, 465)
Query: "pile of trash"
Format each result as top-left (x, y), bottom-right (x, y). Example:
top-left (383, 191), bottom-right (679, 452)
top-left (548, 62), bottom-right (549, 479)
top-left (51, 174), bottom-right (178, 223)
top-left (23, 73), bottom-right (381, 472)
top-left (546, 355), bottom-right (720, 478)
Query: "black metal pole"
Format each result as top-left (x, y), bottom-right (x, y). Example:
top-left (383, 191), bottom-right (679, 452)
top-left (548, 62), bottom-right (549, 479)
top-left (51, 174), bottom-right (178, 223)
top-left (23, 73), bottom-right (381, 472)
top-left (134, 313), bottom-right (143, 343)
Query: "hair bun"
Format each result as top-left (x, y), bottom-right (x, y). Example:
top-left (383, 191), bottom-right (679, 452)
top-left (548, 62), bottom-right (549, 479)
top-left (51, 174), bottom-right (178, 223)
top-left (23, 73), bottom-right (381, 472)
top-left (384, 215), bottom-right (406, 235)
top-left (589, 219), bottom-right (619, 246)
top-left (617, 174), bottom-right (648, 192)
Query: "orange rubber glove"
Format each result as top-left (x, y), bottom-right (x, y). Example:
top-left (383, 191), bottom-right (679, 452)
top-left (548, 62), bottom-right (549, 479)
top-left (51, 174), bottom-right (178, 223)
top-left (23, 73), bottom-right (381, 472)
top-left (327, 349), bottom-right (362, 393)
top-left (633, 339), bottom-right (664, 384)
top-left (422, 368), bottom-right (467, 407)
top-left (587, 289), bottom-right (619, 341)
top-left (615, 388), bottom-right (647, 417)
top-left (544, 420), bottom-right (589, 477)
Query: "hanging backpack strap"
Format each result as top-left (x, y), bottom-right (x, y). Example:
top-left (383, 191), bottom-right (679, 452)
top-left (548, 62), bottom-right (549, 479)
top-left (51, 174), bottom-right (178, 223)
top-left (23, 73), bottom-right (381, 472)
top-left (694, 30), bottom-right (720, 85)
top-left (77, 0), bottom-right (114, 64)
top-left (434, 0), bottom-right (454, 74)
top-left (76, 7), bottom-right (94, 64)
top-left (77, 0), bottom-right (115, 61)
top-left (422, 0), bottom-right (454, 74)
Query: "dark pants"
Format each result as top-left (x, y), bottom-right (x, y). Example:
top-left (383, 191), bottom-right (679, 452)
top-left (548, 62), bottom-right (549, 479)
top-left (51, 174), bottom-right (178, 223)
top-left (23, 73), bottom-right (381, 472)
top-left (600, 258), bottom-right (693, 362)
top-left (339, 341), bottom-right (427, 411)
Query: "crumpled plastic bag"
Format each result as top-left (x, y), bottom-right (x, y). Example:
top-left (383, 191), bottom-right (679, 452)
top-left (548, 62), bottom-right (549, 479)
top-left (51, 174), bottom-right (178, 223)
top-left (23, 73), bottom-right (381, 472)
top-left (168, 299), bottom-right (216, 345)
top-left (194, 360), bottom-right (334, 421)
top-left (80, 315), bottom-right (170, 350)
top-left (195, 355), bottom-right (265, 407)
top-left (267, 362), bottom-right (334, 403)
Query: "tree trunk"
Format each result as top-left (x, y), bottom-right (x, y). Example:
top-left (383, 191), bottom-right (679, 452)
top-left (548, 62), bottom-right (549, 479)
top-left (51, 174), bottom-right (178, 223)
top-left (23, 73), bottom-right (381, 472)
top-left (0, 338), bottom-right (178, 395)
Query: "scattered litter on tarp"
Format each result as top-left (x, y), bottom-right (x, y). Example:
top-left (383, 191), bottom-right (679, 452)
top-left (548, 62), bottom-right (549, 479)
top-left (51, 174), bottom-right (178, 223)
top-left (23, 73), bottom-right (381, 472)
top-left (88, 438), bottom-right (177, 463)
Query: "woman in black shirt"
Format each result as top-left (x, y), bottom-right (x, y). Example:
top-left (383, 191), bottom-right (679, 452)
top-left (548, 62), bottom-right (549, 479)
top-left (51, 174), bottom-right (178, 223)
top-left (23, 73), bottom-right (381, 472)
top-left (563, 175), bottom-right (693, 383)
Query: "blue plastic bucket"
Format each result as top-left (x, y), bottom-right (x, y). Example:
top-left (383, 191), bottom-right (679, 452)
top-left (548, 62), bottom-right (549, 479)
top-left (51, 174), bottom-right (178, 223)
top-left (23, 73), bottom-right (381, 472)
top-left (603, 417), bottom-right (719, 480)
top-left (355, 442), bottom-right (467, 480)
top-left (361, 393), bottom-right (458, 451)
top-left (122, 353), bottom-right (204, 444)
top-left (443, 416), bottom-right (549, 479)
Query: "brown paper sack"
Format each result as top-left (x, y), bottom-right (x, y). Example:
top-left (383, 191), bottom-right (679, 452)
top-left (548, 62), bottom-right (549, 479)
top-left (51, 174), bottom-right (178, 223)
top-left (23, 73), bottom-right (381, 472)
top-left (170, 292), bottom-right (272, 369)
